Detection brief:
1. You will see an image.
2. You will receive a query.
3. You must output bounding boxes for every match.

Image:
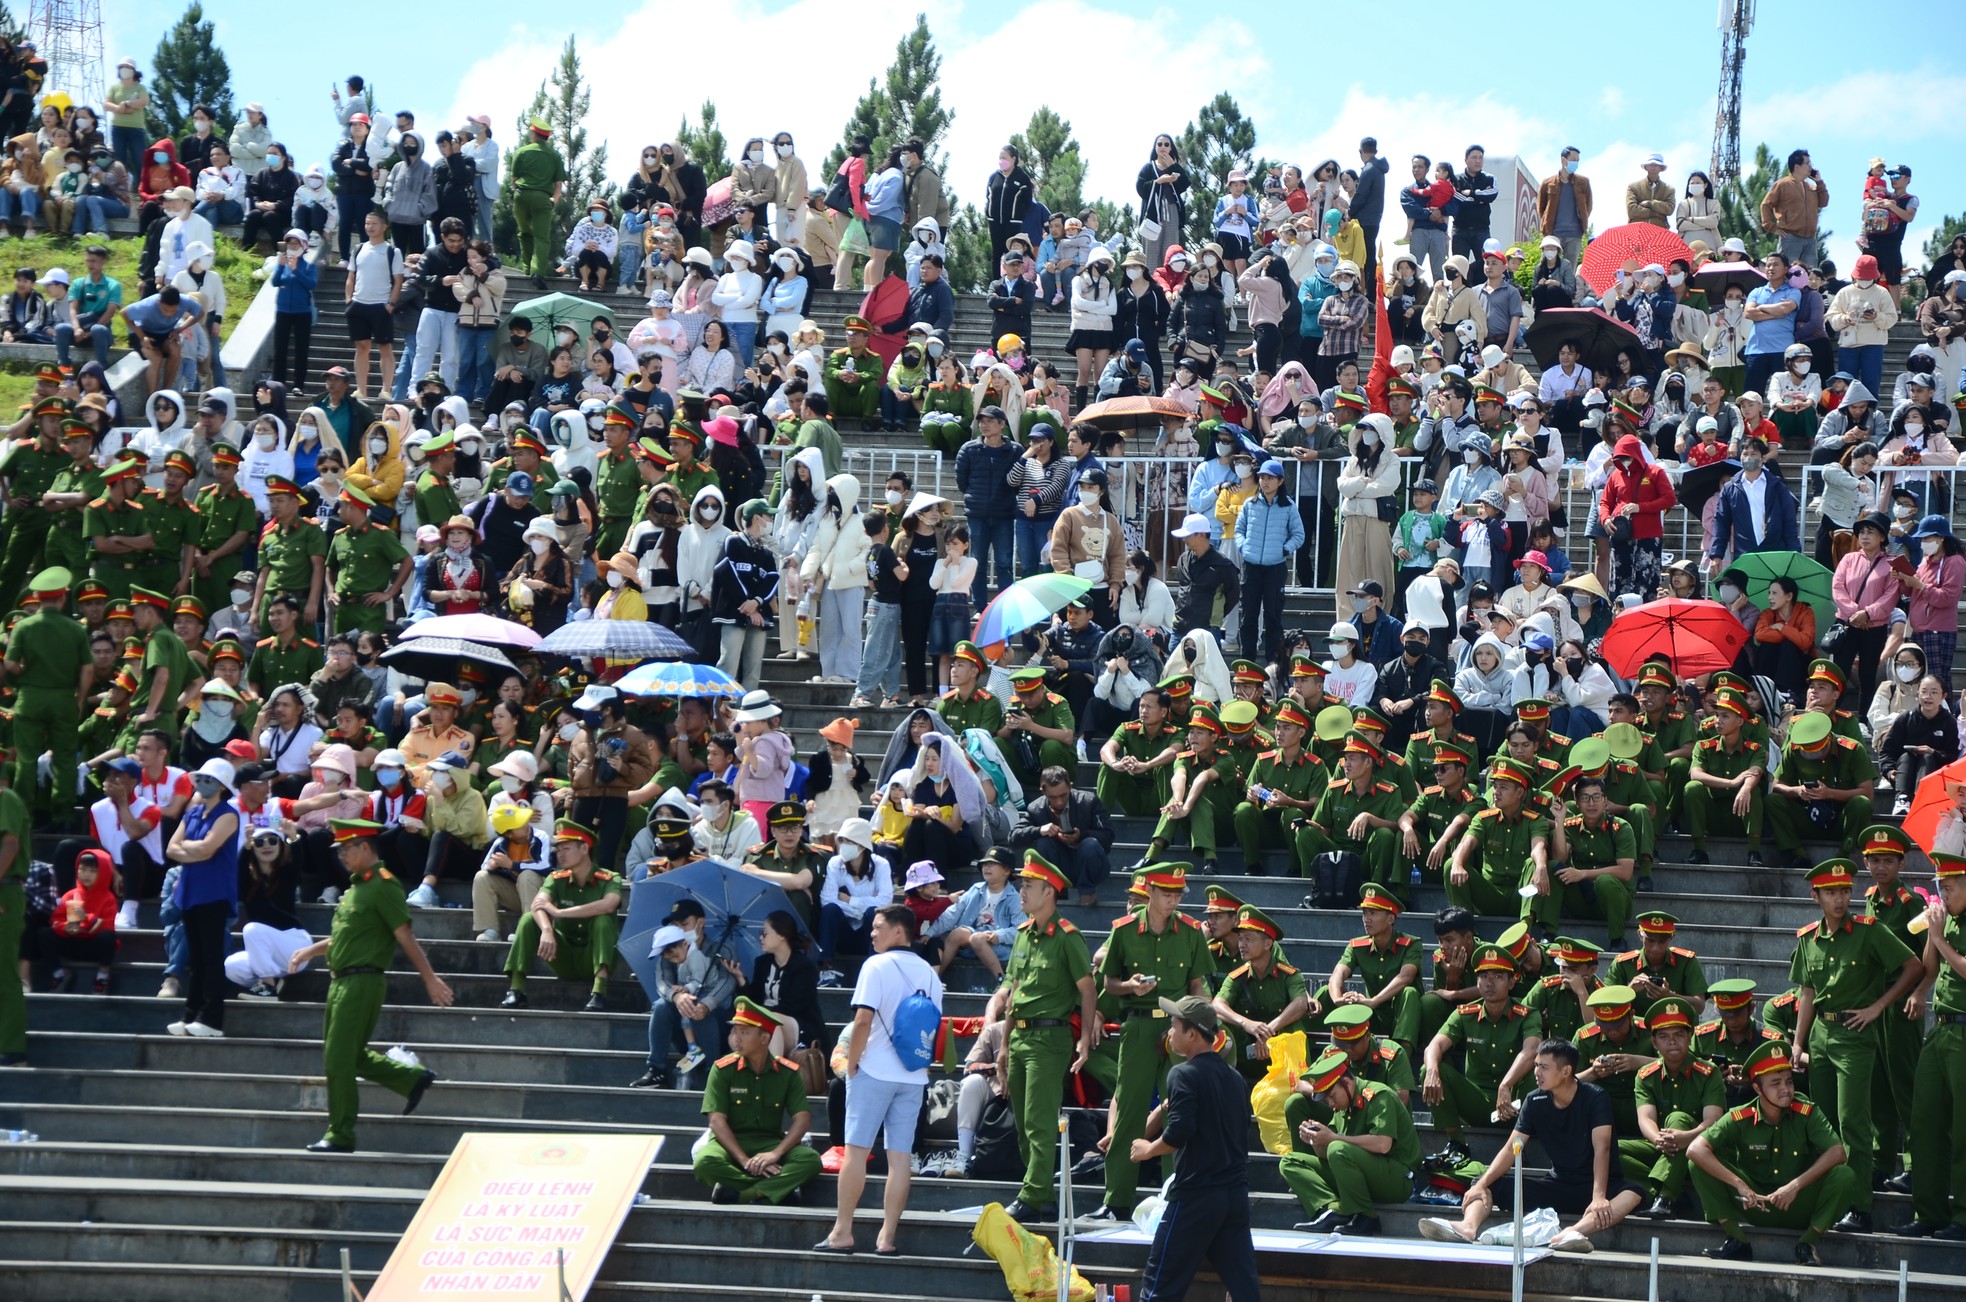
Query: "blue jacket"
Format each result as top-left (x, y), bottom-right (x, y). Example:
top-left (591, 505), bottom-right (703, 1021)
top-left (1398, 187), bottom-right (1456, 230)
top-left (271, 255), bottom-right (318, 315)
top-left (1355, 609), bottom-right (1405, 666)
top-left (955, 434), bottom-right (1022, 521)
top-left (1297, 270), bottom-right (1335, 338)
top-left (1235, 489), bottom-right (1305, 567)
top-left (1706, 469), bottom-right (1801, 560)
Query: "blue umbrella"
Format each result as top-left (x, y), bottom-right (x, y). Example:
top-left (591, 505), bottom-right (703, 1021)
top-left (618, 860), bottom-right (810, 995)
top-left (614, 660), bottom-right (745, 698)
top-left (536, 619), bottom-right (694, 660)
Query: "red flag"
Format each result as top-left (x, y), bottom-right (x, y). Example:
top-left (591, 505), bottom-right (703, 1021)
top-left (1365, 243), bottom-right (1393, 415)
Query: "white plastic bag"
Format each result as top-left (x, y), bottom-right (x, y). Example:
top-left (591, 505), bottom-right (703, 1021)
top-left (385, 1044), bottom-right (422, 1070)
top-left (1130, 1174), bottom-right (1175, 1234)
top-left (1477, 1206), bottom-right (1559, 1247)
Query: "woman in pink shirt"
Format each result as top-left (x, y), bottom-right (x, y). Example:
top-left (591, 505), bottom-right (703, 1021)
top-left (1830, 512), bottom-right (1902, 708)
top-left (732, 691), bottom-right (793, 834)
top-left (1900, 514), bottom-right (1965, 683)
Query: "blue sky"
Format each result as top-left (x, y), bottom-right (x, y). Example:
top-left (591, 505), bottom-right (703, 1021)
top-left (98, 0), bottom-right (1958, 273)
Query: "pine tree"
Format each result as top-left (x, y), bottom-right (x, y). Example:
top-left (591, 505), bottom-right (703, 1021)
top-left (1176, 94), bottom-right (1262, 250)
top-left (491, 37), bottom-right (613, 262)
top-left (827, 14), bottom-right (954, 172)
top-left (1009, 107), bottom-right (1085, 217)
top-left (146, 2), bottom-right (236, 139)
top-left (1922, 215), bottom-right (1966, 265)
top-left (675, 101), bottom-right (729, 180)
top-left (943, 203), bottom-right (991, 293)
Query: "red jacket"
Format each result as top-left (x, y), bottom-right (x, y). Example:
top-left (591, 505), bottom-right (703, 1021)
top-left (138, 137), bottom-right (190, 204)
top-left (1598, 434), bottom-right (1676, 539)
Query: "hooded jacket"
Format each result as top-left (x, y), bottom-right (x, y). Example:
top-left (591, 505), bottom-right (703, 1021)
top-left (772, 447), bottom-right (827, 560)
top-left (239, 415), bottom-right (293, 513)
top-left (4, 131), bottom-right (42, 190)
top-left (270, 242), bottom-right (318, 315)
top-left (802, 473), bottom-right (870, 589)
top-left (331, 131), bottom-right (381, 200)
top-left (130, 388), bottom-right (191, 488)
top-left (1454, 632), bottom-right (1516, 708)
top-left (677, 483), bottom-right (730, 606)
top-left (711, 516), bottom-right (780, 624)
top-left (1598, 433), bottom-right (1676, 539)
top-left (347, 419), bottom-right (406, 504)
top-left (382, 133), bottom-right (437, 224)
top-left (138, 137), bottom-right (189, 203)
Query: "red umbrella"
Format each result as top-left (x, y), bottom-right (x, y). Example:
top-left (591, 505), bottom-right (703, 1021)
top-left (1579, 223), bottom-right (1697, 295)
top-left (1599, 597), bottom-right (1748, 678)
top-left (1902, 756), bottom-right (1966, 857)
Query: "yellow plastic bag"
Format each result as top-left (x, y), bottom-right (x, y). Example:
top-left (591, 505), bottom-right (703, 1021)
top-left (972, 1202), bottom-right (1095, 1302)
top-left (1250, 1030), bottom-right (1309, 1155)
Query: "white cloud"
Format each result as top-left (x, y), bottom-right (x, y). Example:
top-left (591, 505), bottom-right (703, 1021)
top-left (1743, 68), bottom-right (1964, 144)
top-left (1599, 87), bottom-right (1626, 116)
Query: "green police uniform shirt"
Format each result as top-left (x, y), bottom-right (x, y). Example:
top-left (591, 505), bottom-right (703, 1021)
top-left (1564, 814), bottom-right (1637, 868)
top-left (142, 490), bottom-right (197, 573)
top-left (2, 438), bottom-right (64, 507)
top-left (45, 459), bottom-right (103, 545)
top-left (1408, 783), bottom-right (1486, 848)
top-left (1690, 734), bottom-right (1766, 784)
top-left (83, 490), bottom-right (150, 567)
top-left (1696, 1017), bottom-right (1782, 1074)
top-left (1402, 728), bottom-right (1479, 779)
top-left (248, 634), bottom-right (325, 697)
top-left (1576, 1020), bottom-right (1649, 1116)
top-left (1216, 958), bottom-right (1310, 1039)
top-left (1636, 1055), bottom-right (1724, 1119)
top-left (326, 868), bottom-right (411, 971)
top-left (1173, 747), bottom-right (1241, 818)
top-left (1775, 735), bottom-right (1878, 790)
top-left (938, 687), bottom-right (1005, 737)
top-left (1244, 746), bottom-right (1326, 807)
top-left (1762, 990), bottom-right (1801, 1041)
top-left (593, 447), bottom-right (640, 518)
top-left (1788, 913), bottom-right (1915, 1014)
top-left (0, 784), bottom-right (27, 881)
top-left (138, 627), bottom-right (194, 714)
top-left (1017, 690), bottom-right (1077, 742)
top-left (536, 866), bottom-right (624, 946)
top-left (506, 137), bottom-right (568, 193)
top-left (259, 515), bottom-right (327, 595)
top-left (1443, 1000), bottom-right (1541, 1091)
top-left (1099, 911), bottom-right (1212, 1012)
top-left (1699, 1094), bottom-right (1840, 1189)
top-left (1934, 916), bottom-right (1966, 1016)
top-left (1309, 777), bottom-right (1405, 846)
top-left (1350, 1036), bottom-right (1418, 1096)
top-left (1465, 806), bottom-right (1549, 877)
top-left (193, 481), bottom-right (258, 554)
top-left (329, 519), bottom-right (410, 600)
top-left (1607, 946), bottom-right (1708, 1011)
top-left (414, 469), bottom-right (462, 529)
top-left (667, 460), bottom-right (719, 508)
top-left (701, 1051), bottom-right (807, 1142)
top-left (1326, 1079), bottom-right (1423, 1169)
top-left (1594, 759), bottom-right (1659, 815)
top-left (1339, 931), bottom-right (1420, 1001)
top-left (5, 608), bottom-right (88, 690)
top-left (1863, 882), bottom-right (1923, 952)
top-left (1007, 915), bottom-right (1092, 1021)
top-left (1525, 974), bottom-right (1602, 1045)
top-left (1639, 709), bottom-right (1696, 757)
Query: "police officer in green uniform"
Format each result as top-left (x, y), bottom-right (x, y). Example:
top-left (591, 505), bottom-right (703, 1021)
top-left (485, 429), bottom-right (552, 504)
top-left (1634, 664), bottom-right (1696, 831)
top-left (83, 458), bottom-right (151, 600)
top-left (939, 642), bottom-right (1006, 736)
top-left (139, 450), bottom-right (199, 596)
top-left (1800, 659), bottom-right (1865, 744)
top-left (1212, 902), bottom-right (1313, 1081)
top-left (507, 118), bottom-right (567, 282)
top-left (1142, 705), bottom-right (1235, 875)
top-left (1199, 885), bottom-right (1245, 989)
top-left (1217, 698), bottom-right (1274, 784)
top-left (823, 318), bottom-right (884, 427)
top-left (1301, 731), bottom-right (1405, 907)
top-left (1000, 664), bottom-right (1078, 797)
top-left (327, 483), bottom-right (412, 634)
top-left (1326, 884), bottom-right (1422, 1046)
top-left (1681, 692), bottom-right (1768, 865)
top-left (1400, 740), bottom-right (1485, 894)
top-left (1097, 684), bottom-right (1180, 817)
top-left (1280, 1044), bottom-right (1422, 1235)
top-left (1768, 711), bottom-right (1876, 867)
top-left (248, 597), bottom-right (325, 698)
top-left (1575, 984), bottom-right (1652, 1139)
top-left (1447, 757), bottom-right (1550, 924)
top-left (1421, 943), bottom-right (1542, 1148)
top-left (5, 568), bottom-right (90, 822)
top-left (1902, 853), bottom-right (1966, 1237)
top-left (254, 476), bottom-right (327, 622)
top-left (1608, 911), bottom-right (1709, 1020)
top-left (741, 803), bottom-right (833, 934)
top-left (1525, 936), bottom-right (1605, 1046)
top-left (1632, 995), bottom-right (1726, 1218)
top-left (1785, 858), bottom-right (1921, 1232)
top-left (414, 431), bottom-right (463, 528)
top-left (128, 586), bottom-right (194, 728)
top-left (664, 399), bottom-right (721, 506)
top-left (692, 995), bottom-right (822, 1205)
top-left (1544, 764), bottom-right (1636, 946)
top-left (0, 748), bottom-right (29, 1064)
top-left (500, 818), bottom-right (625, 1011)
top-left (1231, 700), bottom-right (1324, 877)
top-left (591, 405), bottom-right (642, 557)
top-left (188, 443), bottom-right (258, 617)
top-left (1001, 852), bottom-right (1100, 1223)
top-left (1402, 681), bottom-right (1478, 777)
top-left (39, 418), bottom-right (101, 584)
top-left (1687, 1039), bottom-right (1859, 1264)
top-left (1299, 1004), bottom-right (1417, 1123)
top-left (1091, 860), bottom-right (1213, 1218)
top-left (1696, 979), bottom-right (1782, 1106)
top-left (1567, 731), bottom-right (1658, 883)
top-left (0, 396), bottom-right (69, 603)
top-left (286, 819), bottom-right (450, 1153)
top-left (1857, 823), bottom-right (1924, 1189)
top-left (1492, 697), bottom-right (1571, 767)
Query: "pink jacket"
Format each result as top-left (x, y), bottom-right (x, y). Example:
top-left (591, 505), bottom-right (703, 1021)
top-left (1910, 552), bottom-right (1965, 633)
top-left (1831, 548), bottom-right (1900, 626)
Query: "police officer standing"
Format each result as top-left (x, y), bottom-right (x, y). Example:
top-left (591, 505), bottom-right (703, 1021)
top-left (327, 482), bottom-right (411, 634)
top-left (1901, 852), bottom-right (1966, 1238)
top-left (4, 568), bottom-right (91, 827)
top-left (286, 819), bottom-right (451, 1153)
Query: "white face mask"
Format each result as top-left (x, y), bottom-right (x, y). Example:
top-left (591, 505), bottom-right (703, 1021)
top-left (256, 431), bottom-right (276, 449)
top-left (1202, 254), bottom-right (1219, 268)
top-left (306, 176), bottom-right (324, 189)
top-left (1464, 450), bottom-right (1482, 466)
top-left (1688, 181), bottom-right (1706, 196)
top-left (767, 341), bottom-right (785, 356)
top-left (747, 149), bottom-right (764, 166)
top-left (317, 770), bottom-right (344, 788)
top-left (1236, 464), bottom-right (1254, 480)
top-left (1078, 488), bottom-right (1101, 508)
top-left (1725, 300), bottom-right (1744, 316)
top-left (1717, 583), bottom-right (1740, 602)
top-left (1667, 272), bottom-right (1685, 288)
top-left (65, 161), bottom-right (80, 174)
top-left (1334, 277), bottom-right (1354, 291)
top-left (529, 536), bottom-right (551, 555)
top-left (1924, 538), bottom-right (1943, 557)
top-left (1123, 569), bottom-right (1139, 585)
top-left (1857, 278), bottom-right (1876, 289)
top-left (1359, 428), bottom-right (1380, 448)
top-left (1327, 642), bottom-right (1351, 659)
top-left (204, 698), bottom-right (233, 718)
top-left (557, 722), bottom-right (579, 742)
top-left (1905, 421), bottom-right (1925, 438)
top-left (458, 439), bottom-right (481, 455)
top-left (606, 570), bottom-right (625, 589)
top-left (499, 774), bottom-right (525, 793)
top-left (1790, 358), bottom-right (1810, 374)
top-left (368, 436), bottom-right (388, 455)
top-left (429, 772), bottom-right (452, 794)
top-left (885, 489), bottom-right (903, 506)
top-left (230, 587), bottom-right (252, 607)
top-left (1125, 266), bottom-right (1143, 280)
top-left (1897, 663), bottom-right (1922, 683)
top-left (776, 143), bottom-right (793, 159)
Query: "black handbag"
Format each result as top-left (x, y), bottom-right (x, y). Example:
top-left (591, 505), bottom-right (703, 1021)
top-left (823, 167), bottom-right (854, 215)
top-left (1375, 495), bottom-right (1401, 524)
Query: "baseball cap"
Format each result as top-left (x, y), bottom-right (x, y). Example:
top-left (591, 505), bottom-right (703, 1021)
top-left (1157, 994), bottom-right (1220, 1035)
top-left (1170, 512), bottom-right (1213, 539)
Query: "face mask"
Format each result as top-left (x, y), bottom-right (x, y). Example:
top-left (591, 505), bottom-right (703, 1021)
top-left (1078, 488), bottom-right (1101, 508)
top-left (1857, 278), bottom-right (1876, 289)
top-left (1897, 663), bottom-right (1922, 682)
top-left (1896, 504), bottom-right (1917, 518)
top-left (230, 587), bottom-right (252, 607)
top-left (586, 415), bottom-right (606, 432)
top-left (1327, 642), bottom-right (1350, 659)
top-left (204, 698), bottom-right (233, 718)
top-left (458, 438), bottom-right (481, 455)
top-left (193, 119), bottom-right (211, 135)
top-left (1906, 421), bottom-right (1925, 438)
top-left (776, 143), bottom-right (793, 159)
top-left (64, 161), bottom-right (80, 174)
top-left (1570, 593), bottom-right (1590, 610)
top-left (998, 158), bottom-right (1013, 173)
top-left (1350, 597), bottom-right (1369, 614)
top-left (1717, 583), bottom-right (1740, 602)
top-left (317, 770), bottom-right (345, 788)
top-left (1125, 266), bottom-right (1143, 280)
top-left (268, 154), bottom-right (284, 169)
top-left (1216, 440), bottom-right (1235, 457)
top-left (1464, 450), bottom-right (1481, 466)
top-left (1170, 261), bottom-right (1189, 274)
top-left (191, 776), bottom-right (223, 798)
top-left (885, 489), bottom-right (903, 506)
top-left (376, 767), bottom-right (403, 788)
top-left (1725, 300), bottom-right (1744, 315)
top-left (606, 570), bottom-right (624, 589)
top-left (499, 774), bottom-right (525, 795)
top-left (1236, 464), bottom-right (1254, 480)
top-left (1123, 569), bottom-right (1139, 585)
top-left (1667, 272), bottom-right (1685, 287)
top-left (1688, 181), bottom-right (1706, 196)
top-left (1359, 428), bottom-right (1380, 448)
top-left (1203, 254), bottom-right (1219, 268)
top-left (152, 151), bottom-right (167, 164)
top-left (1564, 160), bottom-right (1579, 174)
top-left (1742, 453), bottom-right (1763, 472)
top-left (1790, 359), bottom-right (1809, 374)
top-left (1924, 538), bottom-right (1943, 557)
top-left (528, 536), bottom-right (552, 557)
top-left (589, 211), bottom-right (605, 224)
top-left (256, 432), bottom-right (276, 449)
top-left (1334, 277), bottom-right (1355, 292)
top-left (746, 149), bottom-right (765, 166)
top-left (368, 436), bottom-right (388, 456)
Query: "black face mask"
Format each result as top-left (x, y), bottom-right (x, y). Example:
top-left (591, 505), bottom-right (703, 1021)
top-left (419, 392), bottom-right (441, 408)
top-left (593, 327), bottom-right (609, 340)
top-left (1565, 657), bottom-right (1586, 676)
top-left (1404, 641), bottom-right (1427, 659)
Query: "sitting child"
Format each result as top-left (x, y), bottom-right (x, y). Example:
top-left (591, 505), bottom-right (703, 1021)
top-left (49, 848), bottom-right (118, 994)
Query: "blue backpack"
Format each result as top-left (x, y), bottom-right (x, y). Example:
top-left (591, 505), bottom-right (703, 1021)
top-left (889, 987), bottom-right (943, 1073)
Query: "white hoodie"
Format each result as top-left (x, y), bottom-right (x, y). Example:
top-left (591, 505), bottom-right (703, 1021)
top-left (129, 389), bottom-right (191, 491)
top-left (677, 484), bottom-right (731, 608)
top-left (772, 447), bottom-right (827, 564)
top-left (239, 415), bottom-right (295, 513)
top-left (801, 473), bottom-right (869, 589)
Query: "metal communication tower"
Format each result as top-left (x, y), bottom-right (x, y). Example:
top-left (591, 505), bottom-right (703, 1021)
top-left (1711, 0), bottom-right (1755, 182)
top-left (27, 0), bottom-right (104, 114)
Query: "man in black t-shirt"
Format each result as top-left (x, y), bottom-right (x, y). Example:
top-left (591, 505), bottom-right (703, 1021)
top-left (1418, 1038), bottom-right (1646, 1254)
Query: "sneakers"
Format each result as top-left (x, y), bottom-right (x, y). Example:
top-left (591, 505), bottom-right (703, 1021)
top-left (943, 1153), bottom-right (968, 1179)
top-left (1893, 795), bottom-right (1913, 817)
top-left (1417, 1217), bottom-right (1472, 1243)
top-left (477, 928), bottom-right (502, 942)
top-left (319, 886), bottom-right (341, 905)
top-left (183, 1021), bottom-right (224, 1038)
top-left (676, 1045), bottom-right (707, 1076)
top-left (93, 970), bottom-right (109, 995)
top-left (166, 1021), bottom-right (187, 1036)
top-left (817, 968), bottom-right (843, 988)
top-left (244, 981), bottom-right (280, 999)
top-left (157, 977), bottom-right (180, 1000)
top-left (116, 900), bottom-right (140, 930)
top-left (405, 884), bottom-right (441, 908)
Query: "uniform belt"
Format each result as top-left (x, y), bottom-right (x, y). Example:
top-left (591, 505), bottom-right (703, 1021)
top-left (1013, 1018), bottom-right (1067, 1030)
top-left (1939, 1014), bottom-right (1966, 1026)
top-left (330, 966), bottom-right (385, 980)
top-left (104, 556), bottom-right (144, 569)
top-left (1123, 1007), bottom-right (1169, 1020)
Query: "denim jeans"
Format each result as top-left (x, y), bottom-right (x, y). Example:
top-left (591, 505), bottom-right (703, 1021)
top-left (647, 998), bottom-right (729, 1084)
top-left (818, 902), bottom-right (875, 961)
top-left (818, 585), bottom-right (864, 683)
top-left (456, 325), bottom-right (497, 403)
top-left (725, 320), bottom-right (757, 369)
top-left (854, 599), bottom-right (903, 700)
top-left (1016, 512), bottom-right (1058, 578)
top-left (1838, 343), bottom-right (1884, 399)
top-left (968, 515), bottom-right (1015, 605)
top-left (336, 193), bottom-right (370, 261)
top-left (55, 316), bottom-right (114, 368)
top-left (0, 187), bottom-right (41, 224)
top-left (159, 865), bottom-right (186, 977)
top-left (74, 194), bottom-right (129, 235)
top-left (392, 326), bottom-right (421, 401)
top-left (194, 199), bottom-right (243, 226)
top-left (110, 125), bottom-right (146, 178)
top-left (414, 308), bottom-right (460, 388)
top-left (472, 193), bottom-right (495, 244)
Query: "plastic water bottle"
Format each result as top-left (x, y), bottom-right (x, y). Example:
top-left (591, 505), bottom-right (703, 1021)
top-left (2, 1130), bottom-right (36, 1143)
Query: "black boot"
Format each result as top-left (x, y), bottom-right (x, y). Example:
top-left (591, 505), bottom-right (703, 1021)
top-left (1703, 1237), bottom-right (1752, 1261)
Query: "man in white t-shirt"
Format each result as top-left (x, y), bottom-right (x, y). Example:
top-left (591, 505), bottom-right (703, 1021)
top-left (89, 757), bottom-right (166, 928)
top-left (344, 208), bottom-right (404, 399)
top-left (131, 729), bottom-right (193, 822)
top-left (816, 904), bottom-right (944, 1254)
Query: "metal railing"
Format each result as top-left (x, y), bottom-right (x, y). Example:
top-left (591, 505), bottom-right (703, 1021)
top-left (757, 443), bottom-right (946, 499)
top-left (1795, 461), bottom-right (1963, 551)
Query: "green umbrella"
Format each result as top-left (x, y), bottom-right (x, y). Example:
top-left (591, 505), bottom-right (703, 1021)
top-left (1720, 550), bottom-right (1834, 627)
top-left (505, 291), bottom-right (618, 337)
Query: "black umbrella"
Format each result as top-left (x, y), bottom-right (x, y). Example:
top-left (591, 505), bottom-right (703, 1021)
top-left (1523, 307), bottom-right (1647, 376)
top-left (378, 636), bottom-right (520, 684)
top-left (1692, 263), bottom-right (1767, 298)
top-left (1675, 458), bottom-right (1739, 517)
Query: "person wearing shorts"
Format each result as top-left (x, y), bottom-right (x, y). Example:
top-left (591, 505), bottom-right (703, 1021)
top-left (344, 209), bottom-right (403, 399)
top-left (1419, 1038), bottom-right (1647, 1254)
top-left (816, 904), bottom-right (944, 1254)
